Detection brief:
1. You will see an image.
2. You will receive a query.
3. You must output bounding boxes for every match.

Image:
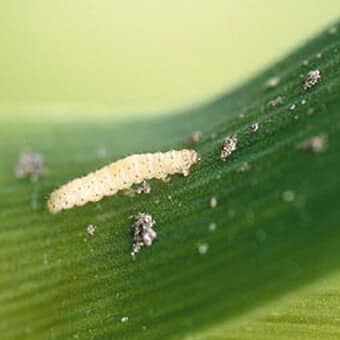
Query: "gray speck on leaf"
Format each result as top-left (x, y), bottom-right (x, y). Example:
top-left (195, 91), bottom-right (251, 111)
top-left (304, 69), bottom-right (321, 90)
top-left (130, 213), bottom-right (157, 258)
top-left (220, 136), bottom-right (237, 161)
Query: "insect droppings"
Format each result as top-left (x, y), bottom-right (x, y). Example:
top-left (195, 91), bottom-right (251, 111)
top-left (220, 136), bottom-right (237, 161)
top-left (130, 213), bottom-right (157, 257)
top-left (298, 135), bottom-right (327, 153)
top-left (304, 70), bottom-right (321, 90)
top-left (47, 149), bottom-right (199, 214)
top-left (14, 151), bottom-right (45, 181)
top-left (87, 224), bottom-right (96, 236)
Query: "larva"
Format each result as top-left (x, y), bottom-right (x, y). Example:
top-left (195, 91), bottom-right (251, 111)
top-left (47, 149), bottom-right (200, 214)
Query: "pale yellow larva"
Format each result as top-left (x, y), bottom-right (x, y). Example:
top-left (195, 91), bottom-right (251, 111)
top-left (47, 149), bottom-right (200, 214)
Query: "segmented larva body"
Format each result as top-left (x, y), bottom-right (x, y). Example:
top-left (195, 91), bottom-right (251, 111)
top-left (47, 149), bottom-right (199, 214)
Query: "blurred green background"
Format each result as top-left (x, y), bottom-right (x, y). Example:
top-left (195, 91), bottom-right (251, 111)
top-left (1, 0), bottom-right (339, 120)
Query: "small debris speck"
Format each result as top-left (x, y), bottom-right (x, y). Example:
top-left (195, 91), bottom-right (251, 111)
top-left (316, 52), bottom-right (323, 59)
top-left (197, 243), bottom-right (209, 255)
top-left (87, 224), bottom-right (96, 236)
top-left (210, 196), bottom-right (218, 208)
top-left (265, 76), bottom-right (280, 88)
top-left (130, 213), bottom-right (157, 257)
top-left (209, 223), bottom-right (216, 232)
top-left (14, 151), bottom-right (45, 181)
top-left (249, 123), bottom-right (259, 133)
top-left (301, 99), bottom-right (307, 105)
top-left (239, 113), bottom-right (245, 119)
top-left (188, 130), bottom-right (202, 144)
top-left (299, 135), bottom-right (327, 153)
top-left (304, 70), bottom-right (321, 90)
top-left (270, 96), bottom-right (284, 107)
top-left (302, 59), bottom-right (309, 66)
top-left (290, 104), bottom-right (296, 111)
top-left (220, 136), bottom-right (237, 161)
top-left (282, 190), bottom-right (295, 202)
top-left (121, 316), bottom-right (129, 323)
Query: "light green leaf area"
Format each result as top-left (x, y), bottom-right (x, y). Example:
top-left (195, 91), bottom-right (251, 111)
top-left (1, 23), bottom-right (340, 339)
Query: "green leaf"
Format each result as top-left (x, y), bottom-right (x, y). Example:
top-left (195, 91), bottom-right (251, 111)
top-left (1, 22), bottom-right (340, 339)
